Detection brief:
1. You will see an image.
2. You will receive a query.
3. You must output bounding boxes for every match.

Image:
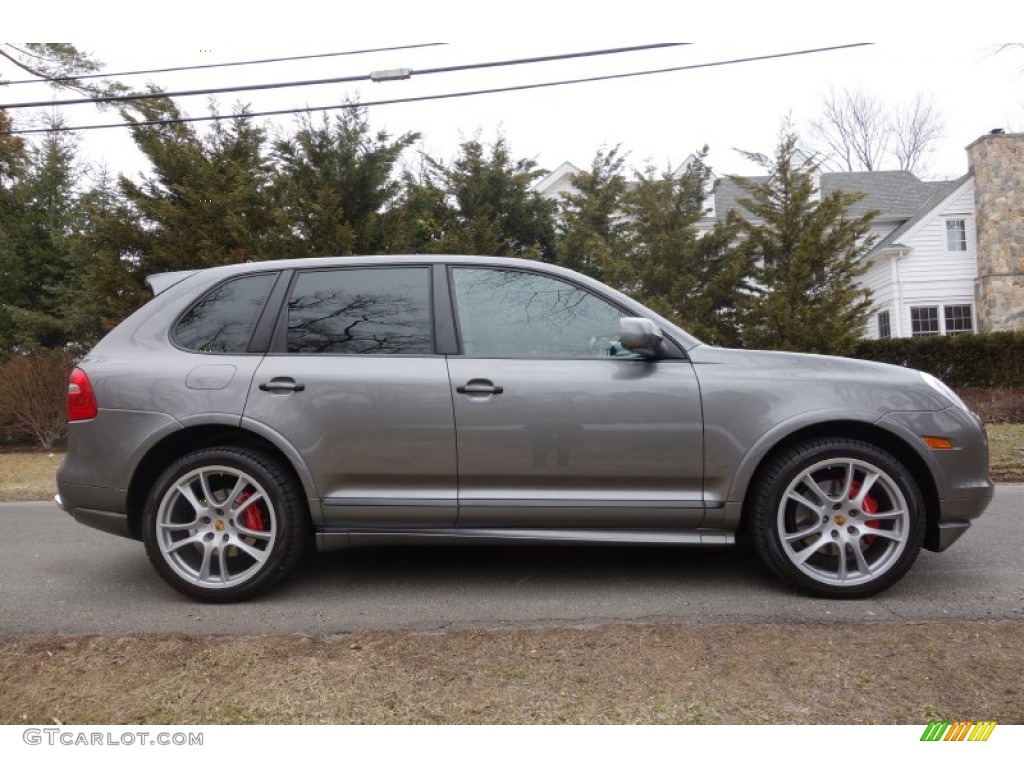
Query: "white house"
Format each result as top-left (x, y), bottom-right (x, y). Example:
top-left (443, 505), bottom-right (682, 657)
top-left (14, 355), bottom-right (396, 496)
top-left (535, 132), bottom-right (1024, 338)
top-left (857, 176), bottom-right (977, 339)
top-left (713, 169), bottom-right (977, 339)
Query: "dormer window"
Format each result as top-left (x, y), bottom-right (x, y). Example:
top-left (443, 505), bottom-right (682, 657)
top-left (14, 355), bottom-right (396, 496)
top-left (946, 219), bottom-right (967, 251)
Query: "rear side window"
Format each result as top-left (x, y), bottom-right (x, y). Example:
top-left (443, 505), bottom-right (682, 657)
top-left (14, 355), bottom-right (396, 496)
top-left (172, 274), bottom-right (276, 353)
top-left (286, 267), bottom-right (433, 354)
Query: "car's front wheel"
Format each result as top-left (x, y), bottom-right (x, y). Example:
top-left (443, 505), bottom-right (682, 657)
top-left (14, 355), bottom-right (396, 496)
top-left (750, 438), bottom-right (925, 598)
top-left (142, 447), bottom-right (308, 602)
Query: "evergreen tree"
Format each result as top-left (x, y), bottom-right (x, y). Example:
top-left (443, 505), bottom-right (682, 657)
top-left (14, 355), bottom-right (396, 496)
top-left (270, 108), bottom-right (419, 257)
top-left (0, 110), bottom-right (26, 187)
top-left (598, 149), bottom-right (752, 346)
top-left (386, 156), bottom-right (459, 254)
top-left (0, 124), bottom-right (94, 352)
top-left (79, 165), bottom-right (148, 336)
top-left (84, 98), bottom-right (284, 328)
top-left (404, 135), bottom-right (555, 259)
top-left (0, 43), bottom-right (125, 100)
top-left (554, 145), bottom-right (630, 282)
top-left (116, 98), bottom-right (280, 272)
top-left (732, 132), bottom-right (875, 354)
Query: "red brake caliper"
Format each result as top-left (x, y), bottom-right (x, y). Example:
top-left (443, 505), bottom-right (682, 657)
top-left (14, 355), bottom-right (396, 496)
top-left (237, 490), bottom-right (266, 532)
top-left (849, 480), bottom-right (879, 544)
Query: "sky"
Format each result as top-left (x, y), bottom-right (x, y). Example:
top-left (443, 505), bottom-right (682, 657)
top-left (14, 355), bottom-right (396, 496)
top-left (5, 4), bottom-right (1024, 187)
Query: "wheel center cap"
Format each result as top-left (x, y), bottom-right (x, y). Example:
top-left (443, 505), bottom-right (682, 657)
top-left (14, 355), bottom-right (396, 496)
top-left (834, 514), bottom-right (848, 526)
top-left (214, 519), bottom-right (225, 532)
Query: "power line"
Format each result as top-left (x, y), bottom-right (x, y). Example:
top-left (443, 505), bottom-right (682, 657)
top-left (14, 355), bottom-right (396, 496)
top-left (2, 43), bottom-right (54, 62)
top-left (0, 43), bottom-right (448, 85)
top-left (0, 43), bottom-right (688, 110)
top-left (2, 44), bottom-right (871, 136)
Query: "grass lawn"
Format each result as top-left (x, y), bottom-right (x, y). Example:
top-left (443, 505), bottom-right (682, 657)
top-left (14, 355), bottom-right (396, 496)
top-left (987, 423), bottom-right (1024, 482)
top-left (0, 451), bottom-right (63, 503)
top-left (2, 620), bottom-right (1023, 724)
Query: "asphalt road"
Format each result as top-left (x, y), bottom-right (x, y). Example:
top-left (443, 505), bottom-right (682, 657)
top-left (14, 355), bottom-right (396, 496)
top-left (1, 488), bottom-right (1020, 635)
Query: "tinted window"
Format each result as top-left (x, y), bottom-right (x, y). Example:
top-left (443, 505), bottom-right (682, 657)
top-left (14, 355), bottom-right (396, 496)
top-left (173, 274), bottom-right (276, 353)
top-left (451, 268), bottom-right (633, 359)
top-left (287, 267), bottom-right (432, 354)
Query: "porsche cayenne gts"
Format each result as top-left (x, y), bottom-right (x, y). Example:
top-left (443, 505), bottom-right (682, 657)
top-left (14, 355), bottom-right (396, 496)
top-left (56, 256), bottom-right (993, 601)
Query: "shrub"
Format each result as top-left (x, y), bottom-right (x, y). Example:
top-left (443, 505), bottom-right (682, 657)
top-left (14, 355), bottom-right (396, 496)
top-left (0, 352), bottom-right (74, 451)
top-left (850, 333), bottom-right (1024, 388)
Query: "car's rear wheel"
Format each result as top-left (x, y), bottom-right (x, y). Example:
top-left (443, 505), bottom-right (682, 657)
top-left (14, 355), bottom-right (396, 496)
top-left (142, 447), bottom-right (308, 602)
top-left (751, 438), bottom-right (925, 598)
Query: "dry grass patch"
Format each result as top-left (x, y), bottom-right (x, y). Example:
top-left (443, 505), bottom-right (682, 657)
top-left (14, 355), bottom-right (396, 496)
top-left (987, 423), bottom-right (1024, 482)
top-left (0, 451), bottom-right (62, 502)
top-left (2, 621), bottom-right (1022, 725)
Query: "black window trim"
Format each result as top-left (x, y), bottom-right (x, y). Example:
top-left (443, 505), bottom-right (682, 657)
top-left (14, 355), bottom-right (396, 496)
top-left (943, 303), bottom-right (974, 335)
top-left (248, 269), bottom-right (292, 353)
top-left (431, 264), bottom-right (459, 355)
top-left (443, 263), bottom-right (687, 361)
top-left (910, 305), bottom-right (941, 337)
top-left (876, 310), bottom-right (891, 340)
top-left (169, 270), bottom-right (282, 356)
top-left (268, 263), bottom-right (439, 357)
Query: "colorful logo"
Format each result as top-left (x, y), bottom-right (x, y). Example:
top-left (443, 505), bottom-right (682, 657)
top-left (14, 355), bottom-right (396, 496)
top-left (921, 721), bottom-right (997, 742)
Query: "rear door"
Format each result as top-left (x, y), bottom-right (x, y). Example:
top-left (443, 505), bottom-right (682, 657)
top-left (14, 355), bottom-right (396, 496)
top-left (243, 265), bottom-right (458, 528)
top-left (445, 265), bottom-right (705, 528)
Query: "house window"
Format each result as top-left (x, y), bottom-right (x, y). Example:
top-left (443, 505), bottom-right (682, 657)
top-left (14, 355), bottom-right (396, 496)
top-left (910, 306), bottom-right (940, 336)
top-left (877, 311), bottom-right (891, 339)
top-left (944, 305), bottom-right (974, 335)
top-left (946, 219), bottom-right (967, 251)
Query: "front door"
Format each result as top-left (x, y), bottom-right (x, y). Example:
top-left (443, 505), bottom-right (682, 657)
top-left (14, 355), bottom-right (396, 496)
top-left (445, 266), bottom-right (704, 528)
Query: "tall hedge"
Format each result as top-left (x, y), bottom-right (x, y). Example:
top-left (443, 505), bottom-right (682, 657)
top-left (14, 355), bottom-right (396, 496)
top-left (850, 332), bottom-right (1024, 388)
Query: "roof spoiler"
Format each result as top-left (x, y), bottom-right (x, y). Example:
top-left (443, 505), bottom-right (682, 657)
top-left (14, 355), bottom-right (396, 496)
top-left (145, 270), bottom-right (199, 296)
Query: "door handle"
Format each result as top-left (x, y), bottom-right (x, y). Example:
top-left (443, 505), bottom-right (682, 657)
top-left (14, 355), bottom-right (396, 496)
top-left (259, 377), bottom-right (305, 393)
top-left (456, 379), bottom-right (504, 396)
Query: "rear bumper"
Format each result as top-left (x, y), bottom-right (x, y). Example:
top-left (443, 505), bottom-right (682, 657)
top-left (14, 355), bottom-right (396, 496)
top-left (54, 487), bottom-right (136, 540)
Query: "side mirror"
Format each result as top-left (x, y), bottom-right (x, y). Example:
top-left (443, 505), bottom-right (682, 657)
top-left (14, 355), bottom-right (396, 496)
top-left (619, 317), bottom-right (665, 358)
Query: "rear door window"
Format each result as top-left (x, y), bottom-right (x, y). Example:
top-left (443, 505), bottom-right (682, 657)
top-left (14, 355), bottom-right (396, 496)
top-left (286, 267), bottom-right (433, 355)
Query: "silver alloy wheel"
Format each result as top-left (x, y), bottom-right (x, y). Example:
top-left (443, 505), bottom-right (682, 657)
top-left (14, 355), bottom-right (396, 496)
top-left (154, 465), bottom-right (277, 590)
top-left (776, 457), bottom-right (910, 587)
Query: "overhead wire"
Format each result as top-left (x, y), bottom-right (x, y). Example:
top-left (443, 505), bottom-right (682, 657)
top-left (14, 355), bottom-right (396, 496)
top-left (0, 43), bottom-right (449, 85)
top-left (0, 43), bottom-right (689, 110)
top-left (1, 44), bottom-right (871, 136)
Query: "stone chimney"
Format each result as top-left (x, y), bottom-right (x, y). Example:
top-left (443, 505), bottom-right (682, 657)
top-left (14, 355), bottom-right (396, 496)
top-left (967, 132), bottom-right (1024, 333)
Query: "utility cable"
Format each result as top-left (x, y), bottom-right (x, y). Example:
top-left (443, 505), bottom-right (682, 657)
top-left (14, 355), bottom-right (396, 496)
top-left (2, 44), bottom-right (871, 136)
top-left (0, 43), bottom-right (688, 109)
top-left (0, 43), bottom-right (448, 85)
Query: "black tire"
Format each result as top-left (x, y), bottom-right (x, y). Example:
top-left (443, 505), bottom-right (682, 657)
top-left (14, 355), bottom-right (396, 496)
top-left (750, 438), bottom-right (925, 599)
top-left (142, 447), bottom-right (309, 602)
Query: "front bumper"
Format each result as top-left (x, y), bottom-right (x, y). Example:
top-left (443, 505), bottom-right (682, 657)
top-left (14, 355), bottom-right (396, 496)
top-left (876, 408), bottom-right (995, 552)
top-left (926, 484), bottom-right (995, 551)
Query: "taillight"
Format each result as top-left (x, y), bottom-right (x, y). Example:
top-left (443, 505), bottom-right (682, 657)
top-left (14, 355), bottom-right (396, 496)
top-left (67, 367), bottom-right (98, 421)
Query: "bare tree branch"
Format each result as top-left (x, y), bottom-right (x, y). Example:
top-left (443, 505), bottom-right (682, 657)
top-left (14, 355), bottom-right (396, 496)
top-left (892, 93), bottom-right (945, 174)
top-left (809, 87), bottom-right (943, 176)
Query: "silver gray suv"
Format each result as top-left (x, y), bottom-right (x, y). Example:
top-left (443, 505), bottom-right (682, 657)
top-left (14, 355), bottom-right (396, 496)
top-left (56, 256), bottom-right (994, 601)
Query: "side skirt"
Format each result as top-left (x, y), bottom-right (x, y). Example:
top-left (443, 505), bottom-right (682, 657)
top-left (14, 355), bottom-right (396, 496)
top-left (315, 528), bottom-right (735, 552)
